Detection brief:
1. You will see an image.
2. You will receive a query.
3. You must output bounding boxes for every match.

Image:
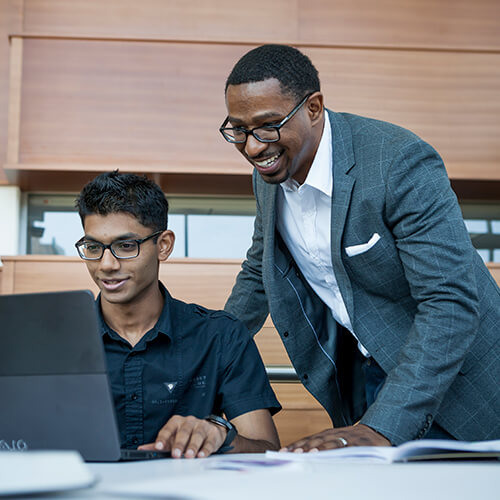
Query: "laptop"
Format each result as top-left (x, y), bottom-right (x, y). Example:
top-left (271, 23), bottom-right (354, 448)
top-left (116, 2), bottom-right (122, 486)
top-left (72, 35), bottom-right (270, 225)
top-left (0, 290), bottom-right (171, 462)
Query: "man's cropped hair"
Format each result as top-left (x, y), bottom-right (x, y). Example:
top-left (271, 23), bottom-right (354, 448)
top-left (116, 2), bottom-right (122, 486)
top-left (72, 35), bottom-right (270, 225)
top-left (225, 44), bottom-right (320, 100)
top-left (76, 170), bottom-right (168, 232)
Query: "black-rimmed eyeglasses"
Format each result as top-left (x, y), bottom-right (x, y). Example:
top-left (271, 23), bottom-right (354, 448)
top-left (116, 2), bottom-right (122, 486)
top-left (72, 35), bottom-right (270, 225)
top-left (219, 93), bottom-right (313, 144)
top-left (75, 231), bottom-right (163, 260)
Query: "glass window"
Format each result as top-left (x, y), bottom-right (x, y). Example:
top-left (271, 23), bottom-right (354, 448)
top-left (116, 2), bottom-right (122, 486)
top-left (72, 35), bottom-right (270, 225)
top-left (26, 194), bottom-right (256, 259)
top-left (187, 215), bottom-right (254, 258)
top-left (460, 203), bottom-right (500, 263)
top-left (27, 195), bottom-right (82, 256)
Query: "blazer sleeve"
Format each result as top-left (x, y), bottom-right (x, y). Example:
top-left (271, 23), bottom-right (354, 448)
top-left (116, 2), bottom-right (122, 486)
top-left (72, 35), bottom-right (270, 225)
top-left (360, 138), bottom-right (480, 444)
top-left (224, 174), bottom-right (270, 336)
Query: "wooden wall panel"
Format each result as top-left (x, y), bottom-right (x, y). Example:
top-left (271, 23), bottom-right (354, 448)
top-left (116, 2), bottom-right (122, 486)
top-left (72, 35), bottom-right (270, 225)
top-left (0, 255), bottom-right (240, 306)
top-left (299, 0), bottom-right (500, 50)
top-left (274, 409), bottom-right (332, 446)
top-left (488, 264), bottom-right (500, 285)
top-left (21, 0), bottom-right (500, 51)
top-left (254, 325), bottom-right (292, 366)
top-left (0, 0), bottom-right (23, 184)
top-left (273, 383), bottom-right (332, 445)
top-left (2, 1), bottom-right (500, 186)
top-left (22, 0), bottom-right (298, 44)
top-left (303, 47), bottom-right (500, 180)
top-left (11, 37), bottom-right (500, 180)
top-left (18, 39), bottom-right (248, 173)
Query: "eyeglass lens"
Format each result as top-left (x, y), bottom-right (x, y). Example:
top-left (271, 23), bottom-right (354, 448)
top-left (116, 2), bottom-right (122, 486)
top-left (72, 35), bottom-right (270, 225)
top-left (226, 127), bottom-right (279, 143)
top-left (78, 240), bottom-right (139, 259)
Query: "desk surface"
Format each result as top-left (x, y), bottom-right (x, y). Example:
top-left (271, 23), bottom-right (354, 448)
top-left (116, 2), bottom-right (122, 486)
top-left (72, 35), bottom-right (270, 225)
top-left (5, 453), bottom-right (500, 500)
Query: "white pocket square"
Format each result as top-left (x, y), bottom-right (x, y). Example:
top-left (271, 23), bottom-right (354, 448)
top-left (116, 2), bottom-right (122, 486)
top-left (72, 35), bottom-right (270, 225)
top-left (345, 233), bottom-right (381, 257)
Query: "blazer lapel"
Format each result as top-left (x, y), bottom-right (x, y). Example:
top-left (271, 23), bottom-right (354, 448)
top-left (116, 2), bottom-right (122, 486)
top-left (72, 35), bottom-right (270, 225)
top-left (328, 110), bottom-right (356, 324)
top-left (253, 173), bottom-right (278, 271)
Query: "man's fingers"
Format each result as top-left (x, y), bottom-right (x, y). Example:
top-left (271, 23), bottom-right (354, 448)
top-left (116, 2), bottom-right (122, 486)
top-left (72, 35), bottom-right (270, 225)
top-left (153, 415), bottom-right (185, 452)
top-left (169, 417), bottom-right (198, 457)
top-left (151, 415), bottom-right (229, 458)
top-left (284, 429), bottom-right (332, 452)
top-left (283, 425), bottom-right (391, 453)
top-left (288, 435), bottom-right (346, 452)
top-left (196, 424), bottom-right (225, 458)
top-left (176, 420), bottom-right (225, 458)
top-left (137, 442), bottom-right (156, 451)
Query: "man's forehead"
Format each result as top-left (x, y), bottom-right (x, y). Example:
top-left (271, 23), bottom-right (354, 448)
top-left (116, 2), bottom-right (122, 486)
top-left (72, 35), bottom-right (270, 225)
top-left (225, 79), bottom-right (295, 121)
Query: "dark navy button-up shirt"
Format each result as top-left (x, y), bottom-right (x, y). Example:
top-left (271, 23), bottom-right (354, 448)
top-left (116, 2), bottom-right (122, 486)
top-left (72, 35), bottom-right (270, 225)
top-left (98, 282), bottom-right (280, 449)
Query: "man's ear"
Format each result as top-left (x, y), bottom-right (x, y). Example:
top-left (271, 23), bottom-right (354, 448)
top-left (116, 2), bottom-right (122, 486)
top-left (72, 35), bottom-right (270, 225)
top-left (157, 230), bottom-right (175, 262)
top-left (307, 91), bottom-right (324, 127)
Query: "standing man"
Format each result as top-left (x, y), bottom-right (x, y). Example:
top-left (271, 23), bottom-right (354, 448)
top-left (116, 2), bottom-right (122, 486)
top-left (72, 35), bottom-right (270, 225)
top-left (75, 171), bottom-right (280, 458)
top-left (221, 44), bottom-right (500, 449)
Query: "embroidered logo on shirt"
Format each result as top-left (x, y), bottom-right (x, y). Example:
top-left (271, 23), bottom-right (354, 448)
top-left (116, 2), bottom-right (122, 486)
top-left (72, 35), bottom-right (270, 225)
top-left (163, 381), bottom-right (178, 393)
top-left (190, 375), bottom-right (206, 389)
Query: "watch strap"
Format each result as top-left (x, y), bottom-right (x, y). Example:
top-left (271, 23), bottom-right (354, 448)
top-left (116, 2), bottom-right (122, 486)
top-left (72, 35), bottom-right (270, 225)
top-left (205, 414), bottom-right (237, 453)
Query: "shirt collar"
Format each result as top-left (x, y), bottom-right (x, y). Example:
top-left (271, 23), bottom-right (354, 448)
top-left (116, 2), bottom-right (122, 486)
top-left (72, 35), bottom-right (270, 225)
top-left (281, 110), bottom-right (332, 196)
top-left (97, 281), bottom-right (173, 343)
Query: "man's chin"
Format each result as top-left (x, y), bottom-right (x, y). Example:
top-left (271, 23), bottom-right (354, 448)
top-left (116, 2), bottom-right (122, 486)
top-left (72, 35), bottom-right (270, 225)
top-left (100, 290), bottom-right (131, 305)
top-left (256, 167), bottom-right (290, 185)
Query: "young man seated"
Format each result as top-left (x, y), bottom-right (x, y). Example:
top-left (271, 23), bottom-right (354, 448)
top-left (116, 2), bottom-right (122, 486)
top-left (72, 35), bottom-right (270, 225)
top-left (75, 171), bottom-right (281, 458)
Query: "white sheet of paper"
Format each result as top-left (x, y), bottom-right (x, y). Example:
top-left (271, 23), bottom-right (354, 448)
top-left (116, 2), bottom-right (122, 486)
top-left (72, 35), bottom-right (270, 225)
top-left (0, 450), bottom-right (96, 496)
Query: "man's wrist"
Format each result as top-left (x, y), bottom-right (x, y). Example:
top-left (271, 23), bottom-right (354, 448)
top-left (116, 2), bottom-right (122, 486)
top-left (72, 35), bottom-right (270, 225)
top-left (204, 414), bottom-right (237, 453)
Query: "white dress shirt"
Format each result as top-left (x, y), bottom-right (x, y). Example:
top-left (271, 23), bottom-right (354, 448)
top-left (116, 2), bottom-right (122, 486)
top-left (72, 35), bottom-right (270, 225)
top-left (276, 112), bottom-right (369, 356)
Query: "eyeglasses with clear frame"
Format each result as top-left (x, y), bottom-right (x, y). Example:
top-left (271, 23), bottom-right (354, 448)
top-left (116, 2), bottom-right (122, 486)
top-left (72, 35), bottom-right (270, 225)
top-left (219, 92), bottom-right (313, 144)
top-left (75, 230), bottom-right (163, 260)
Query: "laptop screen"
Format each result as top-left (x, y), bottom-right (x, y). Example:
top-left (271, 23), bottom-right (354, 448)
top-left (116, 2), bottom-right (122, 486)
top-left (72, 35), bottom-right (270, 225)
top-left (0, 290), bottom-right (123, 461)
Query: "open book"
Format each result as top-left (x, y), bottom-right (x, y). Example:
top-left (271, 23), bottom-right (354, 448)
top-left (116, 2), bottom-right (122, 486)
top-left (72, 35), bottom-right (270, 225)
top-left (267, 439), bottom-right (500, 463)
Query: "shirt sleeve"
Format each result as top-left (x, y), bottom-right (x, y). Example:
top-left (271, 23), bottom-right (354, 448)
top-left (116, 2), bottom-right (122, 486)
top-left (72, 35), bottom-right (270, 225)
top-left (216, 315), bottom-right (281, 420)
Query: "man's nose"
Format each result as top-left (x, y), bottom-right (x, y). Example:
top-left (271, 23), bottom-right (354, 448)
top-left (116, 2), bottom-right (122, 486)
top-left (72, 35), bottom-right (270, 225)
top-left (244, 134), bottom-right (268, 158)
top-left (100, 248), bottom-right (120, 270)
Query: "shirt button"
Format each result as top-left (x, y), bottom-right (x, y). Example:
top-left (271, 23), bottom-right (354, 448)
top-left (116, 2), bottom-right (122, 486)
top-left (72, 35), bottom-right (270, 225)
top-left (131, 394), bottom-right (138, 401)
top-left (132, 437), bottom-right (139, 445)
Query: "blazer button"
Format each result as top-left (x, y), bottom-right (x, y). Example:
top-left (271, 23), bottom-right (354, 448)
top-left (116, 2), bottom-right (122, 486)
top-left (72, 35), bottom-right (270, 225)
top-left (283, 332), bottom-right (289, 338)
top-left (303, 374), bottom-right (308, 381)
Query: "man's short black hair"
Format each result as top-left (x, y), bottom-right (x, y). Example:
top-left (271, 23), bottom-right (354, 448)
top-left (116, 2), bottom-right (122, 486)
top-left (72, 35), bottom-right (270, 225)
top-left (225, 44), bottom-right (320, 100)
top-left (76, 171), bottom-right (168, 232)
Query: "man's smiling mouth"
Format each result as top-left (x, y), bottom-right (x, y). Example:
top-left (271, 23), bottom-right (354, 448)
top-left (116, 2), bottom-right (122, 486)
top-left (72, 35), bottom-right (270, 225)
top-left (101, 278), bottom-right (128, 290)
top-left (253, 151), bottom-right (283, 168)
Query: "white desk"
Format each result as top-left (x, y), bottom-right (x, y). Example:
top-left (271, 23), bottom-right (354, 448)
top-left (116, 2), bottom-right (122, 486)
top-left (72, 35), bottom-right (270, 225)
top-left (5, 454), bottom-right (499, 500)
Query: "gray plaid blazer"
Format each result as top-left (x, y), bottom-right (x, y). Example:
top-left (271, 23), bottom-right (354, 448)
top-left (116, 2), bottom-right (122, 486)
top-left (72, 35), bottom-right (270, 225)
top-left (225, 109), bottom-right (500, 445)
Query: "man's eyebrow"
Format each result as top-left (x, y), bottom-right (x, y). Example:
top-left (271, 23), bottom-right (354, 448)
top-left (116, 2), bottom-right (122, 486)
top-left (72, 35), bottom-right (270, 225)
top-left (228, 111), bottom-right (283, 126)
top-left (84, 232), bottom-right (139, 242)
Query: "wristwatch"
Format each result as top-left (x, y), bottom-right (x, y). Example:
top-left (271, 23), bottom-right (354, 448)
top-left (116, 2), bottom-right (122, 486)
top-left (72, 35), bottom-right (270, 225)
top-left (205, 414), bottom-right (237, 453)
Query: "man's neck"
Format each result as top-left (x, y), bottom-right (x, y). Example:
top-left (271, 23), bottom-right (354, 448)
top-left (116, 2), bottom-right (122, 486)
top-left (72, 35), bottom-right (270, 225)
top-left (291, 110), bottom-right (326, 186)
top-left (101, 284), bottom-right (164, 347)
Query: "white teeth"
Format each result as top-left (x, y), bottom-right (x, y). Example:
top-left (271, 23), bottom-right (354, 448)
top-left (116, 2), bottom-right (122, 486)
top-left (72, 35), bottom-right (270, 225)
top-left (254, 152), bottom-right (282, 168)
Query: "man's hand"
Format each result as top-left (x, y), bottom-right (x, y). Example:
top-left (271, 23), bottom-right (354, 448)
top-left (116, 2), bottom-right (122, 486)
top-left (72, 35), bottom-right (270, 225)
top-left (138, 415), bottom-right (227, 458)
top-left (282, 424), bottom-right (391, 452)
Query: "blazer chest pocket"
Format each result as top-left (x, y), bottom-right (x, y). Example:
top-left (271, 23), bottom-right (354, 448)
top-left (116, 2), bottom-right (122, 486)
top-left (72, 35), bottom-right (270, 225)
top-left (345, 233), bottom-right (381, 257)
top-left (343, 233), bottom-right (407, 295)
